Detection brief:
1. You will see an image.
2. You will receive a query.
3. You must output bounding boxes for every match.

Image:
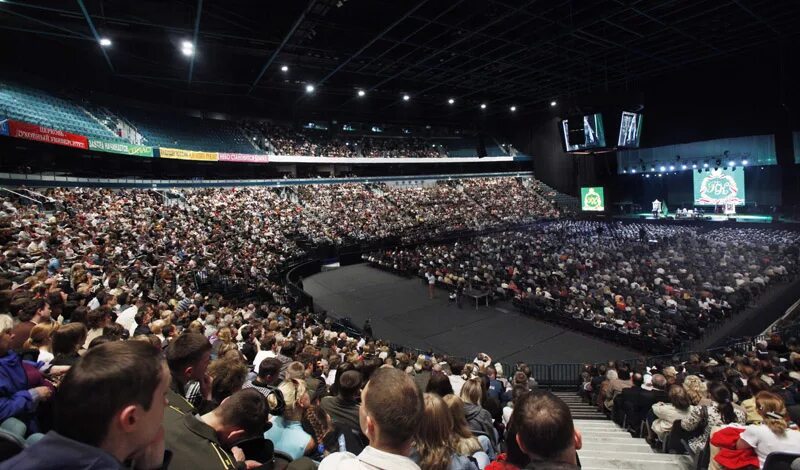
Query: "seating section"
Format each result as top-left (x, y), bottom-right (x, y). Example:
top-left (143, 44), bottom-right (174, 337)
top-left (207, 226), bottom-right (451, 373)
top-left (0, 82), bottom-right (119, 140)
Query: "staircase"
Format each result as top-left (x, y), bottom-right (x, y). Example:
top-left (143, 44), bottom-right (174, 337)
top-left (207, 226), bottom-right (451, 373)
top-left (552, 392), bottom-right (693, 470)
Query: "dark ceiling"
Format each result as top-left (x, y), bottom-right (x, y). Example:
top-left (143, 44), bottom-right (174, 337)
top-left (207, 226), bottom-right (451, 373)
top-left (1, 0), bottom-right (799, 124)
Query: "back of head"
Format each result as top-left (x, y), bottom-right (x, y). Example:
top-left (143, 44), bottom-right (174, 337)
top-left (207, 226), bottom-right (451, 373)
top-left (442, 394), bottom-right (473, 439)
top-left (285, 361), bottom-right (305, 380)
top-left (513, 391), bottom-right (575, 461)
top-left (415, 393), bottom-right (455, 470)
top-left (51, 322), bottom-right (87, 356)
top-left (460, 377), bottom-right (483, 406)
top-left (425, 370), bottom-right (454, 397)
top-left (631, 373), bottom-right (644, 387)
top-left (258, 357), bottom-right (281, 380)
top-left (651, 373), bottom-right (667, 391)
top-left (756, 391), bottom-right (789, 435)
top-left (709, 382), bottom-right (737, 424)
top-left (166, 332), bottom-right (211, 376)
top-left (363, 367), bottom-right (423, 449)
top-left (216, 388), bottom-right (268, 438)
top-left (338, 370), bottom-right (362, 399)
top-left (668, 385), bottom-right (691, 411)
top-left (54, 341), bottom-right (164, 447)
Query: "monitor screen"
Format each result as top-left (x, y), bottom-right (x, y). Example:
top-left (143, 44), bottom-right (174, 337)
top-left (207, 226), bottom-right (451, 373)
top-left (580, 186), bottom-right (605, 211)
top-left (561, 113), bottom-right (606, 151)
top-left (693, 167), bottom-right (746, 206)
top-left (617, 111), bottom-right (643, 148)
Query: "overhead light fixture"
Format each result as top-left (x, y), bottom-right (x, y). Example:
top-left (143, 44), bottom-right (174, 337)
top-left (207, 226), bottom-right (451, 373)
top-left (631, 169), bottom-right (636, 174)
top-left (703, 162), bottom-right (709, 168)
top-left (622, 169), bottom-right (627, 174)
top-left (99, 38), bottom-right (112, 47)
top-left (669, 165), bottom-right (675, 171)
top-left (742, 159), bottom-right (748, 165)
top-left (305, 84), bottom-right (315, 93)
top-left (181, 47), bottom-right (194, 56)
top-left (660, 166), bottom-right (666, 172)
top-left (181, 40), bottom-right (193, 49)
top-left (550, 101), bottom-right (557, 107)
top-left (692, 163), bottom-right (697, 169)
top-left (510, 105), bottom-right (516, 112)
top-left (728, 161), bottom-right (735, 167)
top-left (402, 94), bottom-right (410, 101)
top-left (281, 65), bottom-right (289, 72)
top-left (480, 103), bottom-right (487, 109)
top-left (650, 166), bottom-right (655, 172)
top-left (681, 164), bottom-right (687, 170)
top-left (448, 98), bottom-right (455, 105)
top-left (357, 89), bottom-right (366, 97)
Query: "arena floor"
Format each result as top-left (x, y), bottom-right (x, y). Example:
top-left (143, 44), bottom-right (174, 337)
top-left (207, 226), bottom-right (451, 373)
top-left (303, 264), bottom-right (639, 365)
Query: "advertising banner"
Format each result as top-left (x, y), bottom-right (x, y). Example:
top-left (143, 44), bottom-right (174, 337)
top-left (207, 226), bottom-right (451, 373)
top-left (7, 120), bottom-right (88, 149)
top-left (218, 153), bottom-right (270, 163)
top-left (159, 147), bottom-right (219, 162)
top-left (580, 187), bottom-right (605, 211)
top-left (89, 138), bottom-right (154, 157)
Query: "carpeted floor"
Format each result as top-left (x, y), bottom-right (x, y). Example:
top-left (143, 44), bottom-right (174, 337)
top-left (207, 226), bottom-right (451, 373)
top-left (303, 264), bottom-right (638, 365)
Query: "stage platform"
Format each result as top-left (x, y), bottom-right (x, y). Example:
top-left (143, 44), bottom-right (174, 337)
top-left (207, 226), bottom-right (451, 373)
top-left (623, 213), bottom-right (775, 223)
top-left (303, 263), bottom-right (638, 364)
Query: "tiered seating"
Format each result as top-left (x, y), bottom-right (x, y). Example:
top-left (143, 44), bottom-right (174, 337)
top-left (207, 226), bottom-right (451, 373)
top-left (0, 82), bottom-right (118, 139)
top-left (120, 107), bottom-right (260, 153)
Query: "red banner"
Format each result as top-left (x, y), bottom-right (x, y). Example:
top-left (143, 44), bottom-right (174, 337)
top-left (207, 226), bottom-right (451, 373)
top-left (7, 120), bottom-right (89, 149)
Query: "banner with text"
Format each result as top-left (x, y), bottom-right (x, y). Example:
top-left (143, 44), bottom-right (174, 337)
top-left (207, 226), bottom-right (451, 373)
top-left (89, 139), bottom-right (154, 157)
top-left (218, 153), bottom-right (269, 163)
top-left (158, 147), bottom-right (219, 162)
top-left (7, 120), bottom-right (88, 149)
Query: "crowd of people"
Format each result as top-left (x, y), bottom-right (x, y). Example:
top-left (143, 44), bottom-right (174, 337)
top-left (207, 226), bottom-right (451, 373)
top-left (367, 221), bottom-right (800, 351)
top-left (242, 121), bottom-right (449, 158)
top-left (582, 334), bottom-right (800, 468)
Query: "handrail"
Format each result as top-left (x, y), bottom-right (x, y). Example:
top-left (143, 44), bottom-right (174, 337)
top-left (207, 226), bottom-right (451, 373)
top-left (0, 187), bottom-right (44, 207)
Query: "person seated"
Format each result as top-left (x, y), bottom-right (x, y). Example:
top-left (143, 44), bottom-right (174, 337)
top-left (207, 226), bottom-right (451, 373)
top-left (410, 393), bottom-right (478, 470)
top-left (736, 391), bottom-right (800, 468)
top-left (265, 378), bottom-right (314, 460)
top-left (164, 387), bottom-right (269, 469)
top-left (512, 391), bottom-right (582, 469)
top-left (651, 385), bottom-right (694, 442)
top-left (0, 341), bottom-right (170, 469)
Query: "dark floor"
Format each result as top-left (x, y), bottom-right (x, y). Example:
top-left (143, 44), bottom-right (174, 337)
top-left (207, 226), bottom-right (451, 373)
top-left (303, 264), bottom-right (639, 365)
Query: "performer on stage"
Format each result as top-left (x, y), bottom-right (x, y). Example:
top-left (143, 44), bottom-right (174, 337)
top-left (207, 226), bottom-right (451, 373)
top-left (652, 199), bottom-right (662, 218)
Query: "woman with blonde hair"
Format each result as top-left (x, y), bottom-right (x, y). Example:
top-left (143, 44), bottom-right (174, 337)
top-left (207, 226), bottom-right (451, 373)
top-left (443, 394), bottom-right (491, 466)
top-left (23, 321), bottom-right (59, 366)
top-left (460, 377), bottom-right (497, 451)
top-left (683, 375), bottom-right (710, 406)
top-left (264, 378), bottom-right (314, 460)
top-left (411, 393), bottom-right (478, 470)
top-left (737, 391), bottom-right (800, 468)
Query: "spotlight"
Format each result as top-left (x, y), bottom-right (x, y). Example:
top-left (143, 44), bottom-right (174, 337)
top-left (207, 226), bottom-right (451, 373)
top-left (305, 84), bottom-right (315, 93)
top-left (448, 98), bottom-right (455, 105)
top-left (357, 89), bottom-right (366, 97)
top-left (646, 174), bottom-right (650, 178)
top-left (658, 173), bottom-right (663, 177)
top-left (681, 164), bottom-right (687, 170)
top-left (660, 166), bottom-right (666, 172)
top-left (692, 163), bottom-right (697, 169)
top-left (509, 105), bottom-right (516, 112)
top-left (742, 160), bottom-right (748, 165)
top-left (669, 165), bottom-right (675, 171)
top-left (281, 65), bottom-right (289, 72)
top-left (402, 94), bottom-right (410, 101)
top-left (550, 101), bottom-right (557, 107)
top-left (480, 103), bottom-right (487, 109)
top-left (622, 169), bottom-right (627, 174)
top-left (728, 161), bottom-right (735, 167)
top-left (650, 166), bottom-right (655, 172)
top-left (631, 169), bottom-right (636, 174)
top-left (181, 40), bottom-right (194, 49)
top-left (181, 46), bottom-right (194, 56)
top-left (99, 38), bottom-right (112, 47)
top-left (703, 163), bottom-right (709, 168)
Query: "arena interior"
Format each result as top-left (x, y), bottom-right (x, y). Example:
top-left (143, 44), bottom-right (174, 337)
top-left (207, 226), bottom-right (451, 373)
top-left (1, 1), bottom-right (800, 469)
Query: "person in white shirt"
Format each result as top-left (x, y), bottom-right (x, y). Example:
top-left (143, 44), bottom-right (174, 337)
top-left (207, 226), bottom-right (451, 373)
top-left (251, 336), bottom-right (278, 370)
top-left (319, 368), bottom-right (423, 470)
top-left (737, 391), bottom-right (800, 468)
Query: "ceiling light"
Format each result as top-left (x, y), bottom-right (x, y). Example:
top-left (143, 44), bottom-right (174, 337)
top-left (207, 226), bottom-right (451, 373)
top-left (99, 38), bottom-right (112, 47)
top-left (480, 103), bottom-right (487, 109)
top-left (181, 47), bottom-right (194, 56)
top-left (550, 101), bottom-right (557, 107)
top-left (703, 162), bottom-right (709, 168)
top-left (510, 105), bottom-right (516, 112)
top-left (402, 94), bottom-right (410, 101)
top-left (448, 98), bottom-right (455, 105)
top-left (181, 40), bottom-right (194, 49)
top-left (305, 84), bottom-right (315, 93)
top-left (692, 163), bottom-right (697, 169)
top-left (742, 159), bottom-right (748, 165)
top-left (728, 161), bottom-right (735, 167)
top-left (631, 169), bottom-right (636, 174)
top-left (357, 89), bottom-right (366, 97)
top-left (659, 166), bottom-right (666, 172)
top-left (622, 169), bottom-right (627, 174)
top-left (681, 164), bottom-right (687, 170)
top-left (281, 65), bottom-right (289, 72)
top-left (669, 165), bottom-right (675, 171)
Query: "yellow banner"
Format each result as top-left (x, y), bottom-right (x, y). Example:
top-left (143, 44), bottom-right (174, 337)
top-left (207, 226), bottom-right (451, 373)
top-left (158, 147), bottom-right (219, 162)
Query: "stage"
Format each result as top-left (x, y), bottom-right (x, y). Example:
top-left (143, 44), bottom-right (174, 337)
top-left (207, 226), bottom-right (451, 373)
top-left (621, 213), bottom-right (776, 223)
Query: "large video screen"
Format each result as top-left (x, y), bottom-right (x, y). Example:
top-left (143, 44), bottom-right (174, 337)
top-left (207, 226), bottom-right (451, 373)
top-left (693, 167), bottom-right (746, 206)
top-left (617, 111), bottom-right (643, 148)
top-left (561, 113), bottom-right (606, 151)
top-left (580, 186), bottom-right (605, 211)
